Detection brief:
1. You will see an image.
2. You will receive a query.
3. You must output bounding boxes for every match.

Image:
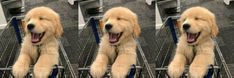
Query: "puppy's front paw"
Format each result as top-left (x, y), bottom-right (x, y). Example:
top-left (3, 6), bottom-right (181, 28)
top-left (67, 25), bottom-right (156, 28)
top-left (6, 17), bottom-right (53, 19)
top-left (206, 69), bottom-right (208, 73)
top-left (168, 63), bottom-right (185, 78)
top-left (189, 65), bottom-right (208, 78)
top-left (12, 63), bottom-right (29, 78)
top-left (111, 64), bottom-right (130, 78)
top-left (90, 62), bottom-right (107, 78)
top-left (33, 65), bottom-right (51, 78)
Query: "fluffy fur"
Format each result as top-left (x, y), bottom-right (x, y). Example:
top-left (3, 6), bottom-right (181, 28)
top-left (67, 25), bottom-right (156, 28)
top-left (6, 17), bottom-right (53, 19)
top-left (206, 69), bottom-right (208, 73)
top-left (90, 7), bottom-right (141, 78)
top-left (168, 6), bottom-right (219, 78)
top-left (12, 6), bottom-right (63, 78)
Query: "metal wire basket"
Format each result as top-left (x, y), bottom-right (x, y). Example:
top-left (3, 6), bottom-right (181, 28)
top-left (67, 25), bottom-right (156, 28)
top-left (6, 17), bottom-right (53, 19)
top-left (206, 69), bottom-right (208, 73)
top-left (0, 17), bottom-right (22, 78)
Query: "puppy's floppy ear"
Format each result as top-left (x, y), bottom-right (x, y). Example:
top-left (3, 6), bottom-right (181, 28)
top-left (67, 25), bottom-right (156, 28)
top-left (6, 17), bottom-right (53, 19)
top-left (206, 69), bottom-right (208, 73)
top-left (54, 14), bottom-right (63, 38)
top-left (210, 14), bottom-right (219, 38)
top-left (21, 19), bottom-right (26, 33)
top-left (132, 15), bottom-right (141, 38)
top-left (176, 19), bottom-right (183, 34)
top-left (99, 20), bottom-right (104, 32)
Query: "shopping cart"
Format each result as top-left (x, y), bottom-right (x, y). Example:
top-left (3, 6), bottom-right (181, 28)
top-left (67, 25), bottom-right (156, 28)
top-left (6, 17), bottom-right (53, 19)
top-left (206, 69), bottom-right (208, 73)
top-left (0, 16), bottom-right (77, 78)
top-left (76, 16), bottom-right (155, 78)
top-left (154, 16), bottom-right (232, 78)
top-left (0, 17), bottom-right (22, 78)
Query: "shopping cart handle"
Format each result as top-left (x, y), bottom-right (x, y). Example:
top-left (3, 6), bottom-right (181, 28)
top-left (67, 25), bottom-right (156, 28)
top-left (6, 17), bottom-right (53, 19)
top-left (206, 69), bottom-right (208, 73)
top-left (204, 65), bottom-right (214, 78)
top-left (49, 65), bottom-right (59, 78)
top-left (127, 64), bottom-right (136, 78)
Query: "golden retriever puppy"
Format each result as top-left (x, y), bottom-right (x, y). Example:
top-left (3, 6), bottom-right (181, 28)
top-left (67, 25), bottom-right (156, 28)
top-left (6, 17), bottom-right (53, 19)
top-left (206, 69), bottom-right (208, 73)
top-left (12, 6), bottom-right (63, 78)
top-left (168, 6), bottom-right (219, 78)
top-left (90, 7), bottom-right (141, 78)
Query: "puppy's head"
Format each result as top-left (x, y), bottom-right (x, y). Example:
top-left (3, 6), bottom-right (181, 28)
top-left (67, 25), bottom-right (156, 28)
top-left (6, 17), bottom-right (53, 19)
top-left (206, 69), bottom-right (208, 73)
top-left (23, 6), bottom-right (63, 45)
top-left (102, 7), bottom-right (141, 45)
top-left (179, 6), bottom-right (218, 45)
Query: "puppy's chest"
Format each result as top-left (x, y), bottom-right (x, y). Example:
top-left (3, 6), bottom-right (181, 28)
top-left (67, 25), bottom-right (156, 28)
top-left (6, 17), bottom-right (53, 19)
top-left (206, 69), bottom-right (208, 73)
top-left (109, 46), bottom-right (124, 63)
top-left (32, 45), bottom-right (47, 63)
top-left (186, 46), bottom-right (198, 64)
top-left (109, 46), bottom-right (119, 63)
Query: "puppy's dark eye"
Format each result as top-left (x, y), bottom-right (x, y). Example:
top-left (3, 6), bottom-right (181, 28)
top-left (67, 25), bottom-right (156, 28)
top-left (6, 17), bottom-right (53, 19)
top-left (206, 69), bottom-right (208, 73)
top-left (39, 17), bottom-right (44, 20)
top-left (195, 17), bottom-right (199, 20)
top-left (117, 17), bottom-right (121, 20)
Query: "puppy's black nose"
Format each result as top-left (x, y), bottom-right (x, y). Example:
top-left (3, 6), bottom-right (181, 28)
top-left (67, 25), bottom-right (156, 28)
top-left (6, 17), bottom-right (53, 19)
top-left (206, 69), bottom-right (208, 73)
top-left (183, 24), bottom-right (190, 30)
top-left (27, 24), bottom-right (35, 30)
top-left (105, 24), bottom-right (112, 30)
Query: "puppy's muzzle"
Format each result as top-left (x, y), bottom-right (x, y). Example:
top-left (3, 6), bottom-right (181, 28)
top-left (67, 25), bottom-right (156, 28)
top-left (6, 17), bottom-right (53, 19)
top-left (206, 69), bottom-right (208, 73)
top-left (183, 23), bottom-right (190, 30)
top-left (27, 23), bottom-right (35, 31)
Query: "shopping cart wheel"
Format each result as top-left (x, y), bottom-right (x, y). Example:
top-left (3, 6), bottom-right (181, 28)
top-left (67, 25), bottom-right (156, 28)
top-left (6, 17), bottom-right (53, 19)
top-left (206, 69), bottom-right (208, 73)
top-left (204, 65), bottom-right (214, 78)
top-left (49, 65), bottom-right (59, 78)
top-left (127, 64), bottom-right (136, 78)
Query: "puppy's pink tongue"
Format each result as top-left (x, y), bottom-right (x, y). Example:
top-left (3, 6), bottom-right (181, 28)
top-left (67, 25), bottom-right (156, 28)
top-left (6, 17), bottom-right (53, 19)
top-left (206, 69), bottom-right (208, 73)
top-left (31, 33), bottom-right (40, 42)
top-left (109, 33), bottom-right (118, 43)
top-left (187, 33), bottom-right (196, 43)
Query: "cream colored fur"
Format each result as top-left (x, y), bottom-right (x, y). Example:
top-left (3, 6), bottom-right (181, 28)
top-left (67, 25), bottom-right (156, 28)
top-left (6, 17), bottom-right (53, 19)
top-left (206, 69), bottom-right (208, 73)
top-left (12, 6), bottom-right (63, 78)
top-left (168, 6), bottom-right (219, 78)
top-left (90, 7), bottom-right (141, 78)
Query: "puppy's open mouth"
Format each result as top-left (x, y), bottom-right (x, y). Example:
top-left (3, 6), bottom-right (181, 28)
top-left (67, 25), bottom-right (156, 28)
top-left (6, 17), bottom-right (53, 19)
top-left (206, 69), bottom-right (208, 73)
top-left (186, 32), bottom-right (201, 43)
top-left (109, 32), bottom-right (123, 43)
top-left (31, 32), bottom-right (45, 43)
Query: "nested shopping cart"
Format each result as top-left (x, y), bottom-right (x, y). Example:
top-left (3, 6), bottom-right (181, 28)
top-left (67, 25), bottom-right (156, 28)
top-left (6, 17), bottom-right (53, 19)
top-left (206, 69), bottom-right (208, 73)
top-left (76, 16), bottom-right (155, 78)
top-left (0, 16), bottom-right (77, 78)
top-left (154, 16), bottom-right (232, 78)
